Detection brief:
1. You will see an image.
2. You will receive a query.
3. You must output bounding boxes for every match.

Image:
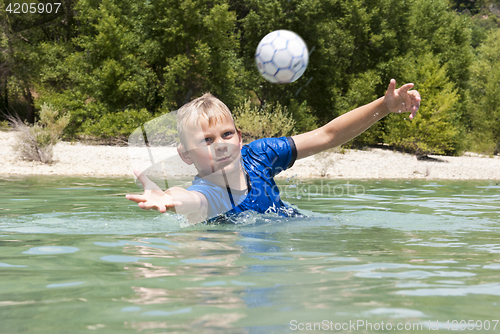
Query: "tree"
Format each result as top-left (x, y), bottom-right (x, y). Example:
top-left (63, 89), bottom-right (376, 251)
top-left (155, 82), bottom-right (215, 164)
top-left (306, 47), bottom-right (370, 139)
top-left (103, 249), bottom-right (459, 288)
top-left (240, 0), bottom-right (414, 122)
top-left (37, 0), bottom-right (247, 137)
top-left (467, 29), bottom-right (500, 154)
top-left (383, 53), bottom-right (462, 155)
top-left (0, 0), bottom-right (77, 123)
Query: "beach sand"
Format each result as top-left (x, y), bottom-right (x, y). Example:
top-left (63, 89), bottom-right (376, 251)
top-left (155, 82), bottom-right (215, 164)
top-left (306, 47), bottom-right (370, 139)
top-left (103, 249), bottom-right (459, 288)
top-left (1, 130), bottom-right (499, 180)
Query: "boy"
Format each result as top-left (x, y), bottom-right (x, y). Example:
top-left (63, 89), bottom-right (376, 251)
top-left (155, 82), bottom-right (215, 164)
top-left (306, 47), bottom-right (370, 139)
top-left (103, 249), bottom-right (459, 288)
top-left (126, 79), bottom-right (420, 223)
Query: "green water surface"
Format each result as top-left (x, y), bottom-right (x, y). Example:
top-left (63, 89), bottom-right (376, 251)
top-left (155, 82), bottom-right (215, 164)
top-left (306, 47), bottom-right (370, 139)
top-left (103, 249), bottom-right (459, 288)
top-left (1, 176), bottom-right (500, 333)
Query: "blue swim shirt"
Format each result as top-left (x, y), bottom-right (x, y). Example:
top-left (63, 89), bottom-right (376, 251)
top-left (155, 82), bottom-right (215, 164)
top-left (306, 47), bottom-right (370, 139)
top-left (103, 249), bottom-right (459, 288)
top-left (187, 136), bottom-right (301, 221)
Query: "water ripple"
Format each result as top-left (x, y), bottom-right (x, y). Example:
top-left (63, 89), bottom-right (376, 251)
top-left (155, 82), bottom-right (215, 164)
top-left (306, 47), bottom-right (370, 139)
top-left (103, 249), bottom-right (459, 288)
top-left (395, 283), bottom-right (500, 296)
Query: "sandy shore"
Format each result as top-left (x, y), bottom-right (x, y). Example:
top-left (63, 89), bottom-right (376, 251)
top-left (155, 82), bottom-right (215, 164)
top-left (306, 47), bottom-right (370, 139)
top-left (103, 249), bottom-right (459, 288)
top-left (1, 130), bottom-right (499, 180)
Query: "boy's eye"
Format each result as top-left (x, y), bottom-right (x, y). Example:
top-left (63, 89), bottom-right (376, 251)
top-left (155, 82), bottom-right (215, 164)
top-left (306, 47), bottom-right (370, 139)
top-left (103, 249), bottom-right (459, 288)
top-left (201, 132), bottom-right (233, 145)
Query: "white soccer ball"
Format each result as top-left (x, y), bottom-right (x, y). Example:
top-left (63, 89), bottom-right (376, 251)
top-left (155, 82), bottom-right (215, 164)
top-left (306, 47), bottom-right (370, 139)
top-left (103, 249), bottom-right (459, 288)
top-left (255, 30), bottom-right (309, 84)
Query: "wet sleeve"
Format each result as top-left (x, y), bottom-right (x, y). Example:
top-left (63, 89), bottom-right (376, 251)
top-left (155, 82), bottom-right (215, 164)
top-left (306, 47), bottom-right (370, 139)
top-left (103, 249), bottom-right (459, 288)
top-left (245, 137), bottom-right (297, 177)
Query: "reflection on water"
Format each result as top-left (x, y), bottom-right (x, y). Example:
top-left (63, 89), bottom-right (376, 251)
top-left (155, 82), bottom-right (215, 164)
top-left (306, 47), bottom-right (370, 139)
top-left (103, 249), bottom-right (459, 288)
top-left (0, 176), bottom-right (499, 333)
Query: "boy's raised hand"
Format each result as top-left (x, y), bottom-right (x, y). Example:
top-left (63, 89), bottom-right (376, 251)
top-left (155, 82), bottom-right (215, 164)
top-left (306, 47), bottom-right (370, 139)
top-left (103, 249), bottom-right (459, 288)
top-left (384, 79), bottom-right (421, 120)
top-left (126, 170), bottom-right (182, 213)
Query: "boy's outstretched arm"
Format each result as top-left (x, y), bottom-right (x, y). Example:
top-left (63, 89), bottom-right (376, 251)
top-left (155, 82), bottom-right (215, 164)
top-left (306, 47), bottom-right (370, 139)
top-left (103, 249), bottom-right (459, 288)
top-left (126, 170), bottom-right (208, 223)
top-left (292, 79), bottom-right (421, 160)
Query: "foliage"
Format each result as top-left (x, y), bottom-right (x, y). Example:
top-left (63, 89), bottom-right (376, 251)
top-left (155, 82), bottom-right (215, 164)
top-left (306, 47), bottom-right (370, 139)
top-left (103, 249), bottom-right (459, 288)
top-left (240, 0), bottom-right (415, 122)
top-left (287, 99), bottom-right (318, 133)
top-left (79, 108), bottom-right (154, 140)
top-left (470, 11), bottom-right (499, 48)
top-left (7, 103), bottom-right (69, 164)
top-left (0, 119), bottom-right (9, 130)
top-left (21, 0), bottom-right (248, 142)
top-left (466, 29), bottom-right (500, 154)
top-left (336, 70), bottom-right (383, 146)
top-left (407, 0), bottom-right (472, 91)
top-left (448, 0), bottom-right (500, 14)
top-left (0, 0), bottom-right (77, 123)
top-left (234, 100), bottom-right (295, 142)
top-left (383, 53), bottom-right (462, 155)
top-left (0, 0), bottom-right (499, 155)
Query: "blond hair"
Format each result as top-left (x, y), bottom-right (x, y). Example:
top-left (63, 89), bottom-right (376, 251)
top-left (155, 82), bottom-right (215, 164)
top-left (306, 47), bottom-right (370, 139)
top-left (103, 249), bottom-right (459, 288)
top-left (177, 93), bottom-right (235, 146)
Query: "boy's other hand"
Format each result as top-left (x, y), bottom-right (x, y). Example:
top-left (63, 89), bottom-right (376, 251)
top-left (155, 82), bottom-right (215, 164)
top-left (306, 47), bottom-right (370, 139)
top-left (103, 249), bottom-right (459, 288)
top-left (384, 79), bottom-right (421, 120)
top-left (126, 170), bottom-right (182, 213)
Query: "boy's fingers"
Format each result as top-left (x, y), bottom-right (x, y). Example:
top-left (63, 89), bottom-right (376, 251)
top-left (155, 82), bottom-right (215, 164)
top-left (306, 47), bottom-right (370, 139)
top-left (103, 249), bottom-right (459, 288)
top-left (139, 201), bottom-right (162, 211)
top-left (399, 83), bottom-right (414, 94)
top-left (387, 79), bottom-right (396, 93)
top-left (412, 100), bottom-right (420, 111)
top-left (138, 201), bottom-right (181, 213)
top-left (164, 202), bottom-right (183, 213)
top-left (126, 194), bottom-right (146, 203)
top-left (410, 91), bottom-right (421, 110)
top-left (138, 202), bottom-right (151, 210)
top-left (413, 109), bottom-right (418, 118)
top-left (409, 92), bottom-right (420, 120)
top-left (412, 91), bottom-right (421, 104)
top-left (409, 109), bottom-right (417, 120)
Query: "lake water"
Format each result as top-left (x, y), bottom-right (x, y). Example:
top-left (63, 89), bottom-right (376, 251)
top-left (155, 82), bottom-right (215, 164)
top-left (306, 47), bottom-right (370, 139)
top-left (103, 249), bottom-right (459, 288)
top-left (1, 176), bottom-right (500, 333)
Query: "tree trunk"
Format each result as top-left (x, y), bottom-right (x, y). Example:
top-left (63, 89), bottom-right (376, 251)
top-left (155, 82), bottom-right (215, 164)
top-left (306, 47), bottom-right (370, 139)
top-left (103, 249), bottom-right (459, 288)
top-left (3, 78), bottom-right (8, 110)
top-left (23, 87), bottom-right (35, 124)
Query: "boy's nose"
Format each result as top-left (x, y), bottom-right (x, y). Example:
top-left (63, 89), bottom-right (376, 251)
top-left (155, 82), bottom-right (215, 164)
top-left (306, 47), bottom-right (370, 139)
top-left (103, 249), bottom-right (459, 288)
top-left (213, 141), bottom-right (229, 153)
top-left (214, 142), bottom-right (227, 150)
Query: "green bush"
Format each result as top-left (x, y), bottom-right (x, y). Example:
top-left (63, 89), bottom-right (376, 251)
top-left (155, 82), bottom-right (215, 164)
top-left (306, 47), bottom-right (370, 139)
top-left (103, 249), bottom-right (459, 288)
top-left (35, 90), bottom-right (89, 138)
top-left (287, 99), bottom-right (318, 134)
top-left (0, 120), bottom-right (10, 131)
top-left (79, 108), bottom-right (155, 142)
top-left (9, 103), bottom-right (69, 164)
top-left (383, 53), bottom-right (462, 155)
top-left (234, 100), bottom-right (296, 142)
top-left (336, 70), bottom-right (384, 146)
top-left (466, 29), bottom-right (500, 155)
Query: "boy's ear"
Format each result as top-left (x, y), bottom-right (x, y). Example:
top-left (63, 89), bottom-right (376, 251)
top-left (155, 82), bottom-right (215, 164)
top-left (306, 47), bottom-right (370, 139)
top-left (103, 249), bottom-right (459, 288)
top-left (177, 144), bottom-right (194, 165)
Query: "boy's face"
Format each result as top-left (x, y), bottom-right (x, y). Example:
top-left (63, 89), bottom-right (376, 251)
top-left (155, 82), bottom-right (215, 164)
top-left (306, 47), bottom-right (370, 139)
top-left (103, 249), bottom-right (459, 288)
top-left (179, 114), bottom-right (242, 177)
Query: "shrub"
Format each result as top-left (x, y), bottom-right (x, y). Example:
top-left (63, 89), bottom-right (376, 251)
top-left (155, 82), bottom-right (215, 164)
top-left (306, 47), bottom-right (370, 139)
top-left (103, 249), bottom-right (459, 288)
top-left (234, 100), bottom-right (295, 142)
top-left (383, 53), bottom-right (462, 155)
top-left (287, 99), bottom-right (318, 133)
top-left (336, 70), bottom-right (383, 147)
top-left (34, 90), bottom-right (89, 138)
top-left (466, 29), bottom-right (500, 155)
top-left (0, 120), bottom-right (10, 131)
top-left (79, 108), bottom-right (154, 142)
top-left (8, 103), bottom-right (69, 164)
